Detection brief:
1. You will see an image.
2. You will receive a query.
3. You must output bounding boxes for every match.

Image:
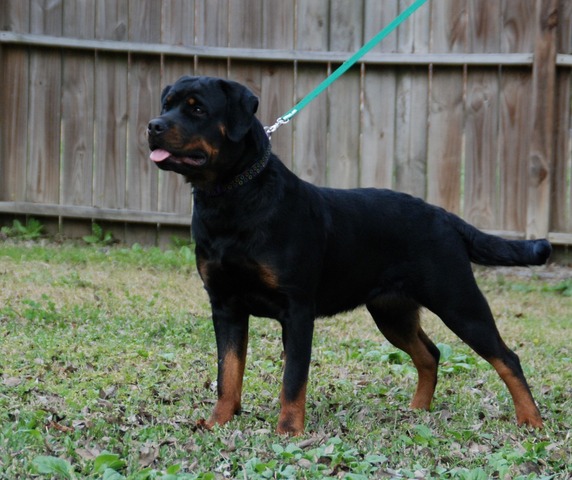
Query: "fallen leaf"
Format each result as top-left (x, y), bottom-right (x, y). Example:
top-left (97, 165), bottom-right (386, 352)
top-left (139, 443), bottom-right (160, 467)
top-left (76, 447), bottom-right (101, 461)
top-left (3, 377), bottom-right (22, 387)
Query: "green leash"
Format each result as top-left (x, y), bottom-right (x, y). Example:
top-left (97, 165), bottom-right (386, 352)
top-left (265, 0), bottom-right (428, 137)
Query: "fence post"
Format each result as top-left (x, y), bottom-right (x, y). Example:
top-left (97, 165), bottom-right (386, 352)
top-left (526, 0), bottom-right (558, 239)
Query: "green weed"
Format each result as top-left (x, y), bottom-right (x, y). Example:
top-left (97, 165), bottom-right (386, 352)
top-left (1, 217), bottom-right (44, 240)
top-left (83, 223), bottom-right (115, 246)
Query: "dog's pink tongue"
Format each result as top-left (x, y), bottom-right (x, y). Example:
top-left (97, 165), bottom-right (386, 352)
top-left (150, 149), bottom-right (171, 162)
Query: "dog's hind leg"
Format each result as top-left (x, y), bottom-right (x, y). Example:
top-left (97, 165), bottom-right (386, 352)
top-left (424, 279), bottom-right (543, 428)
top-left (367, 297), bottom-right (440, 410)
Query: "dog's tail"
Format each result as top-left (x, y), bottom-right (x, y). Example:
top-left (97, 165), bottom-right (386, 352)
top-left (454, 218), bottom-right (552, 267)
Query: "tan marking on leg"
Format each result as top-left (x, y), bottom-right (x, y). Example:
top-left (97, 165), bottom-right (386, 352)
top-left (409, 351), bottom-right (438, 410)
top-left (489, 358), bottom-right (543, 428)
top-left (197, 257), bottom-right (209, 285)
top-left (206, 351), bottom-right (246, 428)
top-left (277, 382), bottom-right (307, 436)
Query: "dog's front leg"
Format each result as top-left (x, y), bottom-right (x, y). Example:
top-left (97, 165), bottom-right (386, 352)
top-left (204, 303), bottom-right (249, 429)
top-left (277, 304), bottom-right (315, 436)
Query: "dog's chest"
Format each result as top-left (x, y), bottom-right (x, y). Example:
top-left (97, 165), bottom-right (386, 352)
top-left (196, 251), bottom-right (286, 316)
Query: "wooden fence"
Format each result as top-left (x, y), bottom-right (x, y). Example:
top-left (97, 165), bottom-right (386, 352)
top-left (1, 0), bottom-right (571, 247)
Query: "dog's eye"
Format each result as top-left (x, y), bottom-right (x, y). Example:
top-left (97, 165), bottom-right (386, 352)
top-left (191, 106), bottom-right (206, 115)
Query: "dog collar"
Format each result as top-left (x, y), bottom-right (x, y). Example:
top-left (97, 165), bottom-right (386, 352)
top-left (196, 144), bottom-right (272, 197)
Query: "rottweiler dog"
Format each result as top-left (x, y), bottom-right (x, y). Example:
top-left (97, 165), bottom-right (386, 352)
top-left (147, 76), bottom-right (550, 435)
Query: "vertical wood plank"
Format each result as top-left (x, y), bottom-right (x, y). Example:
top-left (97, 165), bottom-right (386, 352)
top-left (464, 0), bottom-right (501, 229)
top-left (296, 0), bottom-right (329, 51)
top-left (126, 0), bottom-right (162, 212)
top-left (327, 71), bottom-right (361, 188)
top-left (294, 0), bottom-right (329, 185)
top-left (498, 0), bottom-right (536, 233)
top-left (59, 0), bottom-right (96, 237)
top-left (228, 0), bottom-right (263, 99)
top-left (427, 0), bottom-right (466, 213)
top-left (161, 0), bottom-right (195, 47)
top-left (426, 68), bottom-right (464, 213)
top-left (261, 0), bottom-right (295, 169)
top-left (0, 1), bottom-right (30, 32)
top-left (394, 0), bottom-right (430, 198)
top-left (125, 0), bottom-right (163, 245)
top-left (327, 0), bottom-right (363, 188)
top-left (0, 2), bottom-right (30, 202)
top-left (551, 0), bottom-right (572, 234)
top-left (195, 0), bottom-right (228, 78)
top-left (0, 47), bottom-right (29, 202)
top-left (94, 0), bottom-right (128, 227)
top-left (293, 66), bottom-right (328, 185)
top-left (195, 0), bottom-right (228, 47)
top-left (27, 0), bottom-right (63, 205)
top-left (499, 70), bottom-right (531, 232)
top-left (360, 1), bottom-right (399, 188)
top-left (61, 0), bottom-right (95, 207)
top-left (526, 0), bottom-right (558, 239)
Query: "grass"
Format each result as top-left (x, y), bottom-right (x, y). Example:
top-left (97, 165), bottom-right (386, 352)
top-left (0, 239), bottom-right (570, 479)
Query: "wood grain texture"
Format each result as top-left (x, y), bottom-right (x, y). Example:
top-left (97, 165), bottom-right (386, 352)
top-left (0, 0), bottom-right (569, 244)
top-left (464, 0), bottom-right (501, 229)
top-left (526, 0), bottom-right (558, 239)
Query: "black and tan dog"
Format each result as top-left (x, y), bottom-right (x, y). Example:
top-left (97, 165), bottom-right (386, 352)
top-left (147, 76), bottom-right (550, 435)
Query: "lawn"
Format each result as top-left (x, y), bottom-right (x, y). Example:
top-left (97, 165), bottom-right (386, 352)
top-left (0, 239), bottom-right (570, 479)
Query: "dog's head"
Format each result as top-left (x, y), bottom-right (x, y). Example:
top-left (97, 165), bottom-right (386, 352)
top-left (148, 76), bottom-right (260, 184)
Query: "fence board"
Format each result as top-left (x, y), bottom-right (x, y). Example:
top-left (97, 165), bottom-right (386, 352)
top-left (464, 0), bottom-right (501, 229)
top-left (260, 0), bottom-right (295, 169)
top-left (552, 0), bottom-right (572, 233)
top-left (394, 1), bottom-right (430, 198)
top-left (161, 0), bottom-right (195, 47)
top-left (296, 0), bottom-right (329, 51)
top-left (194, 1), bottom-right (228, 81)
top-left (293, 66), bottom-right (328, 185)
top-left (27, 0), bottom-right (62, 205)
top-left (260, 65), bottom-right (295, 169)
top-left (294, 0), bottom-right (329, 184)
top-left (360, 1), bottom-right (399, 188)
top-left (499, 69), bottom-right (531, 232)
top-left (360, 67), bottom-right (396, 189)
top-left (427, 68), bottom-right (464, 213)
top-left (498, 1), bottom-right (535, 232)
top-left (465, 68), bottom-right (500, 228)
top-left (426, 0), bottom-right (466, 212)
top-left (326, 1), bottom-right (362, 188)
top-left (327, 70), bottom-right (361, 188)
top-left (60, 1), bottom-right (95, 236)
top-left (195, 0), bottom-right (228, 47)
top-left (0, 47), bottom-right (29, 202)
top-left (93, 53), bottom-right (128, 211)
top-left (526, 0), bottom-right (557, 239)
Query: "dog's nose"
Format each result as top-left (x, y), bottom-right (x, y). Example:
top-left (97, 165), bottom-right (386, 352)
top-left (148, 118), bottom-right (167, 137)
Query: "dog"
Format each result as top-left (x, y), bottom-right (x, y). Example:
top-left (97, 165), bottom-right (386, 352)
top-left (147, 76), bottom-right (551, 435)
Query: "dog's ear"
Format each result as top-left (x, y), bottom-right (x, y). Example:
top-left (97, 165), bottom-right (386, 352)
top-left (160, 85), bottom-right (172, 102)
top-left (160, 85), bottom-right (172, 111)
top-left (219, 79), bottom-right (259, 142)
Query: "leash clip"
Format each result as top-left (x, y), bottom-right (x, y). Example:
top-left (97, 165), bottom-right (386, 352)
top-left (264, 117), bottom-right (289, 139)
